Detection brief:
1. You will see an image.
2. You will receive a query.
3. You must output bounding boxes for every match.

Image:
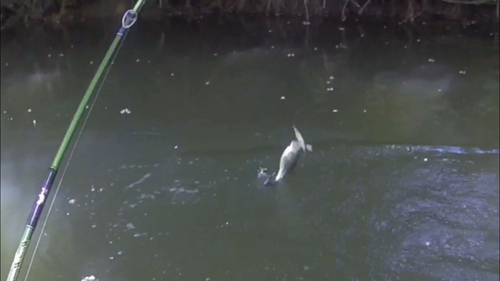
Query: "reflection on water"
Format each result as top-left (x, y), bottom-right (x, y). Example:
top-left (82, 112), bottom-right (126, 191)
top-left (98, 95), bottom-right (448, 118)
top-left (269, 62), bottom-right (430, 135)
top-left (1, 19), bottom-right (499, 281)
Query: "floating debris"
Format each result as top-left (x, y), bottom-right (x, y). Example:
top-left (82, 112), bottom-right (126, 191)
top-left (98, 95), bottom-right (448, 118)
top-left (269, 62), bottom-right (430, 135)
top-left (81, 276), bottom-right (97, 281)
top-left (69, 199), bottom-right (76, 204)
top-left (280, 96), bottom-right (285, 100)
top-left (120, 108), bottom-right (131, 114)
top-left (90, 61), bottom-right (93, 64)
top-left (327, 87), bottom-right (334, 91)
top-left (33, 120), bottom-right (36, 127)
top-left (329, 76), bottom-right (334, 80)
top-left (27, 108), bottom-right (32, 112)
top-left (205, 81), bottom-right (210, 85)
top-left (428, 58), bottom-right (435, 62)
top-left (332, 109), bottom-right (338, 113)
top-left (171, 73), bottom-right (175, 76)
top-left (459, 70), bottom-right (467, 74)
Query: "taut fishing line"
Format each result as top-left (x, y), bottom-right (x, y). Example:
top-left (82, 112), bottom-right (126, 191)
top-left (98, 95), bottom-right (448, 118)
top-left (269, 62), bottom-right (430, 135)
top-left (22, 27), bottom-right (130, 281)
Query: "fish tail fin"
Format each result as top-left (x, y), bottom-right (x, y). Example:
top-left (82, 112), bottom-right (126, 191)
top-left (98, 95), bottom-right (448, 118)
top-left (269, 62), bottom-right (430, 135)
top-left (305, 144), bottom-right (313, 152)
top-left (292, 125), bottom-right (307, 152)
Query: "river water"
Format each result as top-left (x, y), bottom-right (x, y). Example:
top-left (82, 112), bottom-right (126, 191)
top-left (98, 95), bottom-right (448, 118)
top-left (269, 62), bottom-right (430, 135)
top-left (1, 17), bottom-right (499, 281)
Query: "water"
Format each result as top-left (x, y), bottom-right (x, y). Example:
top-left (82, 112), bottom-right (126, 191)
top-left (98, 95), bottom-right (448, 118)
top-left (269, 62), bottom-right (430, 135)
top-left (1, 17), bottom-right (499, 281)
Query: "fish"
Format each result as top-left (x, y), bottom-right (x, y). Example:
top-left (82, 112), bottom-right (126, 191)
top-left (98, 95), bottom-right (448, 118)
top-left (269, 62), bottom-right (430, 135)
top-left (261, 125), bottom-right (313, 186)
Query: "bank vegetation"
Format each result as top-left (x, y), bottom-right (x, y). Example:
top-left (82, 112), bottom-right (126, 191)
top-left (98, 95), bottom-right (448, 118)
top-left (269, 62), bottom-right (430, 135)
top-left (1, 0), bottom-right (499, 31)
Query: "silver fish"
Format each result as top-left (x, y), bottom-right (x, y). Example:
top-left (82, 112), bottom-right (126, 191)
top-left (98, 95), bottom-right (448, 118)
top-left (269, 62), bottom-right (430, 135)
top-left (263, 126), bottom-right (312, 186)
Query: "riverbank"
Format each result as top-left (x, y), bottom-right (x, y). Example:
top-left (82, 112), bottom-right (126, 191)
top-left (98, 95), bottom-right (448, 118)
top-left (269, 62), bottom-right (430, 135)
top-left (1, 0), bottom-right (499, 33)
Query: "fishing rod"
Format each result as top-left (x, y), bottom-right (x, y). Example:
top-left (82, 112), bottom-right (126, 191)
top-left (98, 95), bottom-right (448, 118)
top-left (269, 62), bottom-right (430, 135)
top-left (5, 1), bottom-right (147, 280)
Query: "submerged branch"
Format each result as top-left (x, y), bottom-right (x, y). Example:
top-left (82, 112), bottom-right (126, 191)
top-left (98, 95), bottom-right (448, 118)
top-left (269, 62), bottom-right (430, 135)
top-left (341, 0), bottom-right (351, 21)
top-left (358, 0), bottom-right (373, 15)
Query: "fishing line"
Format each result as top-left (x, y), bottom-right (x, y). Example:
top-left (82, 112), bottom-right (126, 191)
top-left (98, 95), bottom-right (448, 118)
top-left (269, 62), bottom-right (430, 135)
top-left (6, 3), bottom-right (146, 281)
top-left (22, 31), bottom-right (130, 281)
top-left (21, 20), bottom-right (132, 281)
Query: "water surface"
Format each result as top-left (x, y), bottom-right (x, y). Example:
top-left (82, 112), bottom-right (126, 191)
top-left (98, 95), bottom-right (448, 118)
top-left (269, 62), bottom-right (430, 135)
top-left (1, 18), bottom-right (499, 281)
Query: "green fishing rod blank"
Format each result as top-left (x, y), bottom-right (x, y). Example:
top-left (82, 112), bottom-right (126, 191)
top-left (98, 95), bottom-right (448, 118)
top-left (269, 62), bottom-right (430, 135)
top-left (5, 1), bottom-right (147, 280)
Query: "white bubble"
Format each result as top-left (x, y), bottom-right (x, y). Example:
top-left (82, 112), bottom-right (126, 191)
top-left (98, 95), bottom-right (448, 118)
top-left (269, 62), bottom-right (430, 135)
top-left (27, 108), bottom-right (32, 112)
top-left (205, 81), bottom-right (210, 85)
top-left (69, 199), bottom-right (76, 204)
top-left (280, 96), bottom-right (285, 100)
top-left (120, 108), bottom-right (131, 114)
top-left (332, 109), bottom-right (338, 113)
